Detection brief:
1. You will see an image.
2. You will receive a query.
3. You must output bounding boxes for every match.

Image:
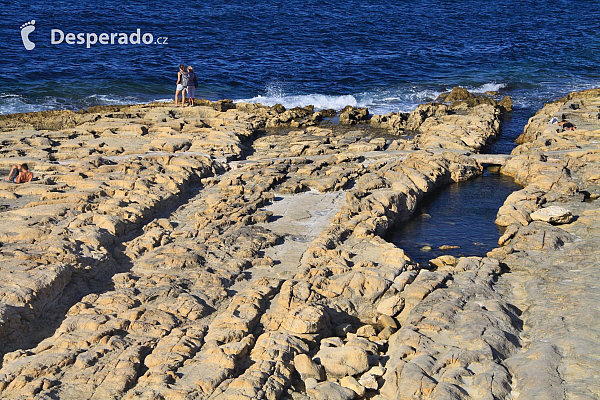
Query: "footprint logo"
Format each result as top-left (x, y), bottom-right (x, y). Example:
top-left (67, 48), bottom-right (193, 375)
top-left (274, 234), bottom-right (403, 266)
top-left (20, 20), bottom-right (36, 50)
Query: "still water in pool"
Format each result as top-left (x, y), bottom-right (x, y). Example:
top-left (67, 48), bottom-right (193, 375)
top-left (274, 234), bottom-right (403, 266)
top-left (386, 171), bottom-right (521, 265)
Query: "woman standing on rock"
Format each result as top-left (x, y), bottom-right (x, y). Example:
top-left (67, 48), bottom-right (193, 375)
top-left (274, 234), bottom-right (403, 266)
top-left (175, 64), bottom-right (189, 107)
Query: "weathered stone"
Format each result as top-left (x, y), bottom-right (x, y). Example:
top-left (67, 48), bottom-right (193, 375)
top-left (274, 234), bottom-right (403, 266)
top-left (1, 88), bottom-right (599, 400)
top-left (429, 255), bottom-right (457, 268)
top-left (340, 375), bottom-right (366, 397)
top-left (282, 305), bottom-right (329, 334)
top-left (304, 377), bottom-right (318, 390)
top-left (376, 314), bottom-right (398, 330)
top-left (377, 326), bottom-right (395, 340)
top-left (345, 337), bottom-right (379, 355)
top-left (355, 324), bottom-right (377, 338)
top-left (367, 366), bottom-right (386, 377)
top-left (307, 381), bottom-right (356, 400)
top-left (376, 295), bottom-right (405, 317)
top-left (294, 354), bottom-right (324, 381)
top-left (530, 205), bottom-right (574, 224)
top-left (315, 346), bottom-right (370, 378)
top-left (358, 372), bottom-right (379, 390)
top-left (498, 95), bottom-right (514, 112)
top-left (339, 106), bottom-right (369, 125)
top-left (321, 337), bottom-right (345, 349)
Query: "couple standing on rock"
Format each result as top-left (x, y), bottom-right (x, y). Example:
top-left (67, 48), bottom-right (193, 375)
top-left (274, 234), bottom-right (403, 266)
top-left (175, 64), bottom-right (199, 107)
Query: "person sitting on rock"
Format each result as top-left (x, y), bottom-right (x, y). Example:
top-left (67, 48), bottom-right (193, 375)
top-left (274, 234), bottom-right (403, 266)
top-left (6, 164), bottom-right (33, 183)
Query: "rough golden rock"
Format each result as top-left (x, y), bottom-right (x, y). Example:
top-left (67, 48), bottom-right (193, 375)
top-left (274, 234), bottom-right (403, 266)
top-left (1, 89), bottom-right (598, 399)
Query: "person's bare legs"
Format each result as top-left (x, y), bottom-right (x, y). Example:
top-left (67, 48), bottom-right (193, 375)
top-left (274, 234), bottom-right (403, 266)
top-left (181, 89), bottom-right (186, 107)
top-left (175, 89), bottom-right (181, 107)
top-left (7, 165), bottom-right (18, 181)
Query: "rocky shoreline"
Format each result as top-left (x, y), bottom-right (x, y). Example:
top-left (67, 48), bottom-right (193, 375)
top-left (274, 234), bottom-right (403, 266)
top-left (0, 88), bottom-right (598, 399)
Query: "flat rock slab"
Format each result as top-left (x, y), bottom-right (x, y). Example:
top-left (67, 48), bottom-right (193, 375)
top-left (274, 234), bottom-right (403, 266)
top-left (257, 190), bottom-right (346, 278)
top-left (530, 205), bottom-right (574, 224)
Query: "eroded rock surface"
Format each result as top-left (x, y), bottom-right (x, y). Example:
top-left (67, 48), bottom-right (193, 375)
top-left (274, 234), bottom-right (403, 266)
top-left (492, 88), bottom-right (600, 400)
top-left (0, 88), bottom-right (598, 399)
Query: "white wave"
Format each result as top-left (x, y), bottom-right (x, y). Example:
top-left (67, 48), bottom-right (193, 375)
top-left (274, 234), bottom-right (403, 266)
top-left (236, 93), bottom-right (359, 111)
top-left (470, 82), bottom-right (507, 93)
top-left (236, 87), bottom-right (448, 115)
top-left (81, 94), bottom-right (142, 105)
top-left (355, 87), bottom-right (444, 114)
top-left (0, 93), bottom-right (50, 115)
top-left (0, 93), bottom-right (138, 115)
top-left (236, 80), bottom-right (450, 115)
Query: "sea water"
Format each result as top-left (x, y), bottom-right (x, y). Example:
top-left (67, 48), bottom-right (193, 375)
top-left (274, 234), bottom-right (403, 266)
top-left (386, 171), bottom-right (522, 265)
top-left (1, 0), bottom-right (599, 120)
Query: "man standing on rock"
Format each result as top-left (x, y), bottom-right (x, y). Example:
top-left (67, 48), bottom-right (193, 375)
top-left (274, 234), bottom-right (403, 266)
top-left (187, 66), bottom-right (198, 107)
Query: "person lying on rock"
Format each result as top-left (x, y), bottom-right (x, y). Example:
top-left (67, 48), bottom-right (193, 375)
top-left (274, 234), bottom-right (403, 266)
top-left (6, 164), bottom-right (33, 183)
top-left (550, 117), bottom-right (576, 131)
top-left (558, 120), bottom-right (576, 131)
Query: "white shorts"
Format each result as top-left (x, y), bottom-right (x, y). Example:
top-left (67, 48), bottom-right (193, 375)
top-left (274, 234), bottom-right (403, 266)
top-left (187, 86), bottom-right (196, 99)
top-left (176, 84), bottom-right (187, 92)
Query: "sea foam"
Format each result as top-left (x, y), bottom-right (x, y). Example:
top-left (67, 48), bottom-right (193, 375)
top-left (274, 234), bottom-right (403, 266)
top-left (235, 84), bottom-right (447, 114)
top-left (235, 93), bottom-right (359, 111)
top-left (470, 82), bottom-right (507, 93)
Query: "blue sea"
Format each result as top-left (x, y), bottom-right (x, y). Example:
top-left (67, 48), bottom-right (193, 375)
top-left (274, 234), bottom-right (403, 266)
top-left (1, 0), bottom-right (599, 126)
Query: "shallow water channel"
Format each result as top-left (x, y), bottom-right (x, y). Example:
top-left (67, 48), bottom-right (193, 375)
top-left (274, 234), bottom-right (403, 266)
top-left (386, 170), bottom-right (521, 265)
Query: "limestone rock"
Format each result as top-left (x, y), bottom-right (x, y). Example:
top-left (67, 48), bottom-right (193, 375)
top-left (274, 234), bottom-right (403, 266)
top-left (340, 375), bottom-right (366, 397)
top-left (304, 377), bottom-right (318, 390)
top-left (281, 305), bottom-right (329, 334)
top-left (345, 336), bottom-right (379, 355)
top-left (358, 372), bottom-right (379, 390)
top-left (339, 106), bottom-right (369, 125)
top-left (355, 324), bottom-right (377, 338)
top-left (499, 95), bottom-right (513, 112)
top-left (307, 381), bottom-right (356, 400)
top-left (315, 346), bottom-right (370, 378)
top-left (294, 354), bottom-right (324, 381)
top-left (2, 89), bottom-right (600, 400)
top-left (321, 337), bottom-right (345, 348)
top-left (442, 86), bottom-right (474, 102)
top-left (376, 314), bottom-right (398, 330)
top-left (376, 295), bottom-right (405, 317)
top-left (500, 222), bottom-right (575, 251)
top-left (367, 366), bottom-right (386, 377)
top-left (370, 112), bottom-right (408, 134)
top-left (429, 255), bottom-right (457, 268)
top-left (530, 205), bottom-right (574, 224)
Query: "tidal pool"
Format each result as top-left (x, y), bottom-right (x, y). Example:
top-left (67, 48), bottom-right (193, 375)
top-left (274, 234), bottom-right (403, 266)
top-left (387, 171), bottom-right (521, 265)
